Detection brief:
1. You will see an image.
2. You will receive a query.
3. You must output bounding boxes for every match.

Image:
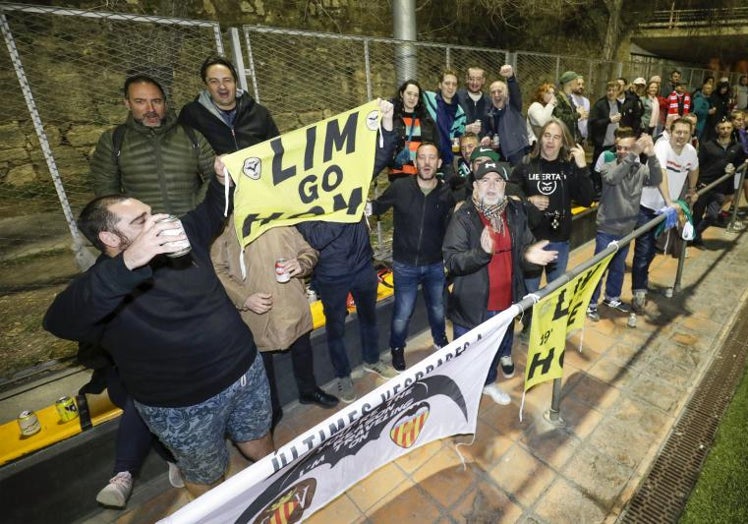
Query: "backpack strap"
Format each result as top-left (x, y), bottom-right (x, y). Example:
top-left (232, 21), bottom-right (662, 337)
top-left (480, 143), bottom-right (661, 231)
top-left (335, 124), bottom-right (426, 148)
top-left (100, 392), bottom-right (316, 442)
top-left (111, 123), bottom-right (127, 169)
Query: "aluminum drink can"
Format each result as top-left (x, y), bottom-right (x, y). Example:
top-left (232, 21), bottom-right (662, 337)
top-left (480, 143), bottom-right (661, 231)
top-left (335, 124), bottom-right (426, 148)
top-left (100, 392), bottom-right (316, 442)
top-left (156, 215), bottom-right (191, 257)
top-left (18, 410), bottom-right (41, 436)
top-left (55, 396), bottom-right (79, 422)
top-left (275, 258), bottom-right (291, 283)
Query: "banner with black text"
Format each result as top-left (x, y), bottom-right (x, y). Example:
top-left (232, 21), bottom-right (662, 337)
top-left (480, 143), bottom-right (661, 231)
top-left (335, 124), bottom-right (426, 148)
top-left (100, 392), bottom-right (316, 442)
top-left (223, 100), bottom-right (382, 246)
top-left (523, 253), bottom-right (614, 394)
top-left (159, 309), bottom-right (517, 524)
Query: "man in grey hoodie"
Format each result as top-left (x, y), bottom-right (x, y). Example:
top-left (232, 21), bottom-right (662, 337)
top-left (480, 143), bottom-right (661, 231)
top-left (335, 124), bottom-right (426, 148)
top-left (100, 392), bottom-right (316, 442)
top-left (179, 55), bottom-right (279, 154)
top-left (586, 128), bottom-right (662, 321)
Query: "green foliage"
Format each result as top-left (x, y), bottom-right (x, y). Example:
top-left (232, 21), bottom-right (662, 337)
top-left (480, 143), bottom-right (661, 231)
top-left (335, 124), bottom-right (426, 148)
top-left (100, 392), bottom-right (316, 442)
top-left (680, 364), bottom-right (748, 523)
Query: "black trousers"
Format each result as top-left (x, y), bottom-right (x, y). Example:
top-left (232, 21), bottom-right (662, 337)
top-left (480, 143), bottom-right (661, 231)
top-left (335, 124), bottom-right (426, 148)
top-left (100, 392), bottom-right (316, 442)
top-left (260, 331), bottom-right (318, 420)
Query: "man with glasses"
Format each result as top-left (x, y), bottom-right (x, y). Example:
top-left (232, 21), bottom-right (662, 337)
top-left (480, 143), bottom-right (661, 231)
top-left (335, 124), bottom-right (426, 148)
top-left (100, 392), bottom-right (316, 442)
top-left (457, 67), bottom-right (489, 136)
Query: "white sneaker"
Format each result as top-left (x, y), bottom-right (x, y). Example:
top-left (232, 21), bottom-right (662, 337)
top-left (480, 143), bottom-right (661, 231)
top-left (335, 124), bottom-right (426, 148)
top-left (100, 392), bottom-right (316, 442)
top-left (362, 359), bottom-right (399, 379)
top-left (482, 384), bottom-right (511, 405)
top-left (95, 471), bottom-right (133, 508)
top-left (167, 461), bottom-right (184, 488)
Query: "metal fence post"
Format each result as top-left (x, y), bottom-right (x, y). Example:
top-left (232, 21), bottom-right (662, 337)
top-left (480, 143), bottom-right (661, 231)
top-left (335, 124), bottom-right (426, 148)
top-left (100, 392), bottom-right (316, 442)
top-left (1, 12), bottom-right (94, 271)
top-left (228, 27), bottom-right (249, 94)
top-left (544, 377), bottom-right (565, 427)
top-left (242, 29), bottom-right (261, 103)
top-left (727, 164), bottom-right (748, 233)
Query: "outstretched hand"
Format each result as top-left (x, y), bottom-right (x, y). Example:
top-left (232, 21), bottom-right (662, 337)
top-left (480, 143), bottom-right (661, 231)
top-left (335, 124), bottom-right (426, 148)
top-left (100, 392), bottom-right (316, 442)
top-left (524, 240), bottom-right (558, 266)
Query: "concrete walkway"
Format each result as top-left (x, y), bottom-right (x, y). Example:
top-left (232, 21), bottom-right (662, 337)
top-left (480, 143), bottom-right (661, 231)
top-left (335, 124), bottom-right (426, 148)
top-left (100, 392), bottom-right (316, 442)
top-left (8, 222), bottom-right (747, 524)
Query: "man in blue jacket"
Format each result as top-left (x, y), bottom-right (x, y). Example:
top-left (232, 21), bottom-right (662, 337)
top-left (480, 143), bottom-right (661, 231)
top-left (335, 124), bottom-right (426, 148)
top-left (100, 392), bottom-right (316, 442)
top-left (481, 65), bottom-right (530, 166)
top-left (296, 100), bottom-right (398, 404)
top-left (371, 142), bottom-right (456, 371)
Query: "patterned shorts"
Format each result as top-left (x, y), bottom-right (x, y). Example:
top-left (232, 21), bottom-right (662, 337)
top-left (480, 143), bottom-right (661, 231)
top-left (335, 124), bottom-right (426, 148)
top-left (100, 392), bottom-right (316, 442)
top-left (135, 354), bottom-right (271, 484)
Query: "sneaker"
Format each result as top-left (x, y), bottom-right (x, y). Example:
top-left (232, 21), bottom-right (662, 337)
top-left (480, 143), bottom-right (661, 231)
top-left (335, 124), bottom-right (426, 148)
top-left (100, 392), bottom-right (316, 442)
top-left (167, 462), bottom-right (184, 489)
top-left (433, 338), bottom-right (449, 351)
top-left (482, 384), bottom-right (511, 405)
top-left (363, 359), bottom-right (399, 379)
top-left (499, 355), bottom-right (515, 378)
top-left (337, 376), bottom-right (356, 404)
top-left (96, 471), bottom-right (133, 509)
top-left (390, 347), bottom-right (406, 371)
top-left (632, 291), bottom-right (646, 314)
top-left (586, 305), bottom-right (600, 322)
top-left (602, 297), bottom-right (630, 313)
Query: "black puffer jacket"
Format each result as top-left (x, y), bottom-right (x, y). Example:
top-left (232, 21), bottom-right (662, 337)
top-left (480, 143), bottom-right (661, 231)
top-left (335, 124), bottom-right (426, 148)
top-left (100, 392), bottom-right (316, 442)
top-left (371, 176), bottom-right (455, 266)
top-left (442, 199), bottom-right (536, 329)
top-left (178, 90), bottom-right (279, 154)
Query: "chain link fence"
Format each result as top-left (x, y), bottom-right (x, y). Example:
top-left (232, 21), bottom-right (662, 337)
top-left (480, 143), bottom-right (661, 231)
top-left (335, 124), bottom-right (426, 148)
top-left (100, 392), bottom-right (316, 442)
top-left (0, 4), bottom-right (740, 376)
top-left (0, 4), bottom-right (223, 269)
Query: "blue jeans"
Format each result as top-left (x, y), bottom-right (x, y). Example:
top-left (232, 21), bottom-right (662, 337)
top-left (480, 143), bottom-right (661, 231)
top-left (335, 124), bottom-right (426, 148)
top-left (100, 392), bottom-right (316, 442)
top-left (632, 206), bottom-right (658, 293)
top-left (390, 261), bottom-right (448, 349)
top-left (317, 263), bottom-right (380, 378)
top-left (453, 312), bottom-right (514, 385)
top-left (590, 231), bottom-right (630, 305)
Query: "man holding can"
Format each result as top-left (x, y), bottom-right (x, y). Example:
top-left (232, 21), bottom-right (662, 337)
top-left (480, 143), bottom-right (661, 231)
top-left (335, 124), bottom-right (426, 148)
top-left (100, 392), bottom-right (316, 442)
top-left (44, 165), bottom-right (274, 499)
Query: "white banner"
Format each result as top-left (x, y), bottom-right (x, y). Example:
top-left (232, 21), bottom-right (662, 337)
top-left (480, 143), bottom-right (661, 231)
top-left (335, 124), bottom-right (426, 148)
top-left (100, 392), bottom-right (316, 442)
top-left (159, 308), bottom-right (518, 524)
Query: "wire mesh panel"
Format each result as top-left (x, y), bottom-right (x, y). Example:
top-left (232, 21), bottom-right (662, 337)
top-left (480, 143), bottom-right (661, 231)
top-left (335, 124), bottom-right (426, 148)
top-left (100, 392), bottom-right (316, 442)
top-left (243, 27), bottom-right (511, 134)
top-left (242, 27), bottom-right (373, 133)
top-left (0, 4), bottom-right (222, 261)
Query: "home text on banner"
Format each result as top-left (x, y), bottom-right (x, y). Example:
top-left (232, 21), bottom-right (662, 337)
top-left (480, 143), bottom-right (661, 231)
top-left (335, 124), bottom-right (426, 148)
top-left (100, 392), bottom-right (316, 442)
top-left (223, 100), bottom-right (382, 246)
top-left (524, 253), bottom-right (614, 393)
top-left (158, 309), bottom-right (518, 524)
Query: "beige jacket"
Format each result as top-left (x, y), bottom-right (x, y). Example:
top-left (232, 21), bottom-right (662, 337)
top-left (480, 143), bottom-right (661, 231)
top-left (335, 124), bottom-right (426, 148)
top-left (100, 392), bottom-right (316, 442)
top-left (212, 220), bottom-right (318, 352)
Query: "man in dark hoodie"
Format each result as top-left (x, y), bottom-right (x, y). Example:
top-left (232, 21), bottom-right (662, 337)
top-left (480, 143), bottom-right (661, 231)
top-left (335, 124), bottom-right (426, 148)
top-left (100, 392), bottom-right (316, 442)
top-left (179, 55), bottom-right (279, 154)
top-left (44, 168), bottom-right (274, 499)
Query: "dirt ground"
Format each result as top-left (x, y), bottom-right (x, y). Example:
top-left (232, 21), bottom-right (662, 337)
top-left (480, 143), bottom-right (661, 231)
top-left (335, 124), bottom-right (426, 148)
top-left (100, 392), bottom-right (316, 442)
top-left (0, 249), bottom-right (79, 382)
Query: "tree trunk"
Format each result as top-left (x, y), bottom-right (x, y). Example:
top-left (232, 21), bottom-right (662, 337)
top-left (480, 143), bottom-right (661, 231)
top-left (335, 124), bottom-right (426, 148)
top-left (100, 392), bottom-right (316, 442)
top-left (602, 0), bottom-right (624, 61)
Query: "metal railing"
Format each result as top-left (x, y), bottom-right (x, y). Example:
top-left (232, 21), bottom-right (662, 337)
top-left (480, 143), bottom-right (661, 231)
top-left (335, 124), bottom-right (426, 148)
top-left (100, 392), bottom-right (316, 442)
top-left (515, 164), bottom-right (747, 425)
top-left (640, 8), bottom-right (748, 29)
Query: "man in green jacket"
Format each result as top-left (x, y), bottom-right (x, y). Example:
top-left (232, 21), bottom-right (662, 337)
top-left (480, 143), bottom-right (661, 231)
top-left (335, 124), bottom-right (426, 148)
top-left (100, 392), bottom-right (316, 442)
top-left (90, 74), bottom-right (216, 216)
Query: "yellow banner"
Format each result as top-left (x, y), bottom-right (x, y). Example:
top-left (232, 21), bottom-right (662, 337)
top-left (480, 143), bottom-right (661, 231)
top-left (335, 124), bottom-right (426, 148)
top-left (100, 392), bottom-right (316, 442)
top-left (223, 100), bottom-right (382, 246)
top-left (524, 253), bottom-right (614, 392)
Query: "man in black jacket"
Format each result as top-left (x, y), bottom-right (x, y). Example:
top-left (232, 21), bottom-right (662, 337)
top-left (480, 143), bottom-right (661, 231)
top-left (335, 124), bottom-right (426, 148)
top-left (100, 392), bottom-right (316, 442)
top-left (443, 161), bottom-right (557, 405)
top-left (179, 55), bottom-right (279, 154)
top-left (371, 142), bottom-right (456, 371)
top-left (44, 170), bottom-right (273, 498)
